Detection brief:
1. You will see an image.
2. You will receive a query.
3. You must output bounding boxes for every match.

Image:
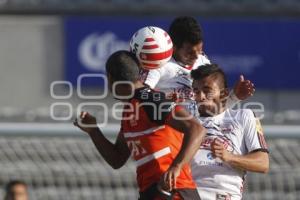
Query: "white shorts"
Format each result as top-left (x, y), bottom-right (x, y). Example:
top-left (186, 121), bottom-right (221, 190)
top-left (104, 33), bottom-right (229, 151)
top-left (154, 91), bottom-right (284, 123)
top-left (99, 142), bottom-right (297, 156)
top-left (196, 187), bottom-right (241, 200)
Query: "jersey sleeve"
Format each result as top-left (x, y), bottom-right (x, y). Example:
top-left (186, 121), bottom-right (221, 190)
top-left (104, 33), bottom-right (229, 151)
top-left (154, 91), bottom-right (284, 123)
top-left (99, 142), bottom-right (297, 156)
top-left (225, 90), bottom-right (241, 109)
top-left (242, 109), bottom-right (269, 153)
top-left (193, 53), bottom-right (211, 68)
top-left (143, 69), bottom-right (161, 89)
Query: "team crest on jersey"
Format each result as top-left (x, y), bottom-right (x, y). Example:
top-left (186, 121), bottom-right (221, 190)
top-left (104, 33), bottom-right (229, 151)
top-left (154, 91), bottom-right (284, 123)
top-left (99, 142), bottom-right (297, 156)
top-left (220, 123), bottom-right (234, 135)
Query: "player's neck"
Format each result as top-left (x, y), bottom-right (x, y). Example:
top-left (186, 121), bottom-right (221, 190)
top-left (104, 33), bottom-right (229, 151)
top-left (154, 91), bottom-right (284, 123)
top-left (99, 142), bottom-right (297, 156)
top-left (172, 55), bottom-right (185, 67)
top-left (199, 105), bottom-right (226, 117)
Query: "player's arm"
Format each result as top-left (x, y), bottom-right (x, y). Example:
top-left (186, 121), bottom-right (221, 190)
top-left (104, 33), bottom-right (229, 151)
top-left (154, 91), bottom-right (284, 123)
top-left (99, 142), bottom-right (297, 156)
top-left (212, 110), bottom-right (269, 173)
top-left (74, 112), bottom-right (131, 169)
top-left (226, 75), bottom-right (255, 108)
top-left (162, 107), bottom-right (206, 190)
top-left (211, 140), bottom-right (269, 173)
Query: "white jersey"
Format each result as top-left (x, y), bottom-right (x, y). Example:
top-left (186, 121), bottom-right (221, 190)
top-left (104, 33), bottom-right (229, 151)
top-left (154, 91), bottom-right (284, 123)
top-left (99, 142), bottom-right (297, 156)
top-left (140, 54), bottom-right (240, 108)
top-left (140, 54), bottom-right (210, 100)
top-left (190, 109), bottom-right (268, 200)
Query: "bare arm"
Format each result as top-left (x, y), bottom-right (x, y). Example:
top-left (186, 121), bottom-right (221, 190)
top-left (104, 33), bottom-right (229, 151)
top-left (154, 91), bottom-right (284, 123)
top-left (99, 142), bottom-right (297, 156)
top-left (74, 112), bottom-right (131, 169)
top-left (161, 108), bottom-right (206, 190)
top-left (168, 108), bottom-right (206, 168)
top-left (212, 139), bottom-right (269, 173)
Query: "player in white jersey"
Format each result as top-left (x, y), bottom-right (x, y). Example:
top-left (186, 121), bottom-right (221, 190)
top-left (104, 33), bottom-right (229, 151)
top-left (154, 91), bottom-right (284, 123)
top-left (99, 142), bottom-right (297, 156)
top-left (190, 64), bottom-right (269, 200)
top-left (140, 16), bottom-right (254, 106)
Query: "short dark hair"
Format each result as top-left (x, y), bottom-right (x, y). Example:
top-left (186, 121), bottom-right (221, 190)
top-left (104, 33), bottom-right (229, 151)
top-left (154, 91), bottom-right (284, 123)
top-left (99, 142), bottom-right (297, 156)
top-left (5, 180), bottom-right (27, 193)
top-left (105, 50), bottom-right (140, 82)
top-left (191, 64), bottom-right (228, 89)
top-left (168, 16), bottom-right (203, 48)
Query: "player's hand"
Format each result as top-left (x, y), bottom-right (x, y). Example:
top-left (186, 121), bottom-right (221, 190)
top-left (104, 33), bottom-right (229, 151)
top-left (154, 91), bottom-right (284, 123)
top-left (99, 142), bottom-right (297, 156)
top-left (159, 165), bottom-right (181, 192)
top-left (211, 139), bottom-right (232, 162)
top-left (73, 111), bottom-right (98, 135)
top-left (233, 75), bottom-right (255, 100)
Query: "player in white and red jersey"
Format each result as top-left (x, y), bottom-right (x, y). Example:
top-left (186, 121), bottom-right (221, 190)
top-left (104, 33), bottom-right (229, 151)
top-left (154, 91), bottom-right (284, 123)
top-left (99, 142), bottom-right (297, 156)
top-left (140, 16), bottom-right (254, 106)
top-left (75, 51), bottom-right (206, 200)
top-left (190, 64), bottom-right (269, 200)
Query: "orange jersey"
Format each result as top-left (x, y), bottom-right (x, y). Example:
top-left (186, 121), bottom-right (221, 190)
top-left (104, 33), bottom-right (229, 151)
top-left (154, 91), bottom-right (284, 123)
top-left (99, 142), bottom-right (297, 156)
top-left (121, 87), bottom-right (196, 192)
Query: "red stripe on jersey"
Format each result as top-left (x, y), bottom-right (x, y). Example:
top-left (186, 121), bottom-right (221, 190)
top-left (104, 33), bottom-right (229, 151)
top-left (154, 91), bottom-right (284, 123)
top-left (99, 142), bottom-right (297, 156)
top-left (142, 44), bottom-right (159, 50)
top-left (144, 38), bottom-right (155, 42)
top-left (258, 133), bottom-right (268, 149)
top-left (139, 48), bottom-right (173, 61)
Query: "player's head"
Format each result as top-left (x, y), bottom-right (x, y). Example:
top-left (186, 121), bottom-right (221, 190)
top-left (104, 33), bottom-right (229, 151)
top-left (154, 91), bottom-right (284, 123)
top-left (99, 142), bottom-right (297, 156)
top-left (4, 180), bottom-right (29, 200)
top-left (191, 64), bottom-right (229, 116)
top-left (105, 50), bottom-right (141, 98)
top-left (169, 16), bottom-right (203, 66)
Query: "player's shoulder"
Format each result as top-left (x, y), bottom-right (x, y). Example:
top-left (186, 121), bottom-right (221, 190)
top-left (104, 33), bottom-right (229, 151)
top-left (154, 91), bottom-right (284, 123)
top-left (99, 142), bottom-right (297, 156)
top-left (226, 109), bottom-right (256, 123)
top-left (193, 53), bottom-right (211, 69)
top-left (147, 57), bottom-right (180, 74)
top-left (162, 57), bottom-right (181, 69)
top-left (133, 87), bottom-right (176, 124)
top-left (134, 87), bottom-right (170, 104)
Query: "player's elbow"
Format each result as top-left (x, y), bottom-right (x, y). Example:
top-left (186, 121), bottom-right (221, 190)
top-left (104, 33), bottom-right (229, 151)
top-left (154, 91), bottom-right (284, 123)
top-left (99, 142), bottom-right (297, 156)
top-left (261, 159), bottom-right (269, 173)
top-left (109, 158), bottom-right (127, 169)
top-left (258, 155), bottom-right (269, 173)
top-left (110, 161), bottom-right (124, 170)
top-left (195, 123), bottom-right (207, 142)
top-left (111, 164), bottom-right (122, 170)
top-left (258, 164), bottom-right (269, 174)
top-left (189, 122), bottom-right (207, 149)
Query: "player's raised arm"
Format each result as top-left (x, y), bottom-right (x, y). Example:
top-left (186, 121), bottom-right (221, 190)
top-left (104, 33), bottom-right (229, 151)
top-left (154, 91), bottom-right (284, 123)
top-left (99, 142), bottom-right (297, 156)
top-left (162, 108), bottom-right (206, 190)
top-left (74, 111), bottom-right (130, 169)
top-left (226, 75), bottom-right (255, 109)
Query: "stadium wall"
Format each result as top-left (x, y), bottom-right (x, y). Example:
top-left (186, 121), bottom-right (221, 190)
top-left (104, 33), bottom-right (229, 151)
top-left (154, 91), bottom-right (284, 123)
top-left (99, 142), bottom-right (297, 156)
top-left (0, 16), bottom-right (299, 124)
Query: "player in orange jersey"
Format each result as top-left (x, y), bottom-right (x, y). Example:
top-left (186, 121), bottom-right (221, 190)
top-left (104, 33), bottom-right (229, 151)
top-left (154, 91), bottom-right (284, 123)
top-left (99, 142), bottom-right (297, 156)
top-left (74, 50), bottom-right (206, 200)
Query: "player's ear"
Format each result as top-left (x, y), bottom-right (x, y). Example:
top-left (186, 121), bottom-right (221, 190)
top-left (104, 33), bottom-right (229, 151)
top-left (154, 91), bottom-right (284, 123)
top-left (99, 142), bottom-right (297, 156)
top-left (220, 88), bottom-right (229, 99)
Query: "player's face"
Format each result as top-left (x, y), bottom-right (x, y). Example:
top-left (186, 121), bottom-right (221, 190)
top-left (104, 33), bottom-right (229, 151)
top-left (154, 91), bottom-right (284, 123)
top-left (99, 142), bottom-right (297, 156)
top-left (192, 76), bottom-right (227, 116)
top-left (11, 184), bottom-right (28, 200)
top-left (174, 42), bottom-right (203, 66)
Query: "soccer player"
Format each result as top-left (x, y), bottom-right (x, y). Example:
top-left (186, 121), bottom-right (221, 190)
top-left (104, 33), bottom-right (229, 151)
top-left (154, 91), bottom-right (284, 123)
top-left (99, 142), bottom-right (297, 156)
top-left (74, 50), bottom-right (206, 200)
top-left (190, 64), bottom-right (269, 200)
top-left (140, 16), bottom-right (254, 105)
top-left (4, 180), bottom-right (29, 200)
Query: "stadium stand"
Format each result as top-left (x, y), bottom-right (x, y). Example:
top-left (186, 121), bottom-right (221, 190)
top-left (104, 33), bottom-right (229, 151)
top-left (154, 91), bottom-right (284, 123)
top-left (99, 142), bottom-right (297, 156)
top-left (0, 1), bottom-right (299, 200)
top-left (0, 134), bottom-right (299, 200)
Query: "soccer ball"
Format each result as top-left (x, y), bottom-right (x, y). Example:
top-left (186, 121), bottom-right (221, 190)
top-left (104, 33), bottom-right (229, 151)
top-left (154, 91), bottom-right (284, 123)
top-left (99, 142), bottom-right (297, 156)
top-left (130, 26), bottom-right (173, 70)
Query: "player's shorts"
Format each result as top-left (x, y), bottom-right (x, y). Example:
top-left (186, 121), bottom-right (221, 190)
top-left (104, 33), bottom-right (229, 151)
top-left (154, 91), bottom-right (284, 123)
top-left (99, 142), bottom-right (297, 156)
top-left (139, 183), bottom-right (201, 200)
top-left (197, 187), bottom-right (241, 200)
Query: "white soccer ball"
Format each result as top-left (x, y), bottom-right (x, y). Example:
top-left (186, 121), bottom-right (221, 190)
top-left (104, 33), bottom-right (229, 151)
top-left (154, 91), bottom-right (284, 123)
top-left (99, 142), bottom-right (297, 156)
top-left (130, 26), bottom-right (173, 70)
